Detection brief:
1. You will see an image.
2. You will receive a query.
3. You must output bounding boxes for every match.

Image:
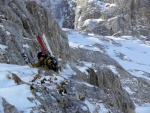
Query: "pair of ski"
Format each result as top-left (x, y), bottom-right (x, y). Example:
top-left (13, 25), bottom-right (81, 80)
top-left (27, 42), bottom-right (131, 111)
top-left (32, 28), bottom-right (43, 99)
top-left (37, 35), bottom-right (53, 56)
top-left (23, 35), bottom-right (53, 63)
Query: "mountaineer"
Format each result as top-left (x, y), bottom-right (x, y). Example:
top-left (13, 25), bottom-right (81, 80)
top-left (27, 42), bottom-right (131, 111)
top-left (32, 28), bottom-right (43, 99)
top-left (32, 52), bottom-right (59, 73)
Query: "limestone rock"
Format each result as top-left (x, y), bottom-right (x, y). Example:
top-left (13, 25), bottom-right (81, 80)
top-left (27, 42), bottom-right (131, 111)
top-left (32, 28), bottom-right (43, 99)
top-left (40, 0), bottom-right (150, 39)
top-left (0, 0), bottom-right (70, 64)
top-left (74, 0), bottom-right (150, 38)
top-left (87, 68), bottom-right (135, 113)
top-left (2, 97), bottom-right (20, 113)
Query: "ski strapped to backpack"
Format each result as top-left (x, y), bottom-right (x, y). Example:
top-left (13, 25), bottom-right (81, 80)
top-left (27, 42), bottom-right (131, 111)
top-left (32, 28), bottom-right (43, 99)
top-left (42, 34), bottom-right (53, 56)
top-left (37, 35), bottom-right (47, 55)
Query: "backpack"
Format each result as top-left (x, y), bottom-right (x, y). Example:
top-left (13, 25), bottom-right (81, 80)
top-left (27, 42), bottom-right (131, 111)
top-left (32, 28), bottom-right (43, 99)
top-left (50, 56), bottom-right (58, 68)
top-left (46, 56), bottom-right (58, 72)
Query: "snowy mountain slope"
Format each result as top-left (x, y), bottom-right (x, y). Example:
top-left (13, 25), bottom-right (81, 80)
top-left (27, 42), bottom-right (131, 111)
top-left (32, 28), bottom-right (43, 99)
top-left (0, 63), bottom-right (111, 113)
top-left (0, 0), bottom-right (149, 113)
top-left (0, 64), bottom-right (39, 112)
top-left (64, 28), bottom-right (150, 81)
top-left (105, 36), bottom-right (150, 80)
top-left (0, 28), bottom-right (149, 113)
top-left (63, 28), bottom-right (150, 113)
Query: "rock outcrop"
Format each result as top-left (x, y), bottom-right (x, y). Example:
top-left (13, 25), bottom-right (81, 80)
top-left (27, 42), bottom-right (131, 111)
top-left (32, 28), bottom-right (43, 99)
top-left (87, 68), bottom-right (135, 113)
top-left (2, 97), bottom-right (19, 113)
top-left (25, 65), bottom-right (135, 113)
top-left (36, 0), bottom-right (76, 29)
top-left (69, 47), bottom-right (136, 113)
top-left (74, 0), bottom-right (150, 38)
top-left (39, 0), bottom-right (150, 39)
top-left (0, 0), bottom-right (70, 64)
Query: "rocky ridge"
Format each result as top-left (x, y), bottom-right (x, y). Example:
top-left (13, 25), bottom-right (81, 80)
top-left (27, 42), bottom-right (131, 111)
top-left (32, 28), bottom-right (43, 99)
top-left (38, 0), bottom-right (150, 39)
top-left (75, 0), bottom-right (150, 38)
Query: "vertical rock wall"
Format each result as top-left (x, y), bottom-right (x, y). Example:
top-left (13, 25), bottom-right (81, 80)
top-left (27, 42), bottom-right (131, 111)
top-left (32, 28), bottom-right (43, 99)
top-left (0, 0), bottom-right (70, 64)
top-left (87, 68), bottom-right (135, 113)
top-left (74, 0), bottom-right (150, 37)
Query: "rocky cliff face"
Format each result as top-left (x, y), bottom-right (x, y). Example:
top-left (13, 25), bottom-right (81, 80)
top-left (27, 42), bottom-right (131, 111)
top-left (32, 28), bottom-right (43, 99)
top-left (40, 0), bottom-right (149, 39)
top-left (0, 0), bottom-right (70, 65)
top-left (74, 0), bottom-right (150, 38)
top-left (36, 0), bottom-right (76, 29)
top-left (87, 68), bottom-right (135, 113)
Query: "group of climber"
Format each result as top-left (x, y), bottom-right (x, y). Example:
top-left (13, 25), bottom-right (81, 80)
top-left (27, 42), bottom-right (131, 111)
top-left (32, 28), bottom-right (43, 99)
top-left (31, 52), bottom-right (60, 74)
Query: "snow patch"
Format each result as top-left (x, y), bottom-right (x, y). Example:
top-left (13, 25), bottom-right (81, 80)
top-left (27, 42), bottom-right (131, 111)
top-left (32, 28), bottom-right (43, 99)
top-left (0, 44), bottom-right (7, 51)
top-left (84, 99), bottom-right (108, 113)
top-left (23, 44), bottom-right (30, 48)
top-left (77, 81), bottom-right (94, 87)
top-left (77, 61), bottom-right (93, 74)
top-left (105, 3), bottom-right (116, 7)
top-left (107, 65), bottom-right (118, 75)
top-left (0, 63), bottom-right (39, 112)
top-left (0, 24), bottom-right (4, 28)
top-left (88, 37), bottom-right (102, 43)
top-left (82, 106), bottom-right (88, 111)
top-left (77, 66), bottom-right (88, 74)
top-left (123, 86), bottom-right (134, 94)
top-left (53, 76), bottom-right (65, 86)
top-left (129, 70), bottom-right (150, 81)
top-left (69, 42), bottom-right (82, 48)
top-left (83, 18), bottom-right (105, 25)
top-left (62, 64), bottom-right (76, 78)
top-left (99, 103), bottom-right (109, 113)
top-left (136, 106), bottom-right (150, 113)
top-left (97, 1), bottom-right (105, 8)
top-left (85, 99), bottom-right (95, 113)
top-left (6, 31), bottom-right (11, 35)
top-left (65, 29), bottom-right (150, 81)
top-left (0, 85), bottom-right (36, 111)
top-left (82, 18), bottom-right (105, 30)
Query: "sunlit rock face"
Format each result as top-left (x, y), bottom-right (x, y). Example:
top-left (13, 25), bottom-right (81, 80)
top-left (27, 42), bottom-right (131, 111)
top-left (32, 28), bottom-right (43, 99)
top-left (74, 0), bottom-right (150, 38)
top-left (39, 0), bottom-right (150, 39)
